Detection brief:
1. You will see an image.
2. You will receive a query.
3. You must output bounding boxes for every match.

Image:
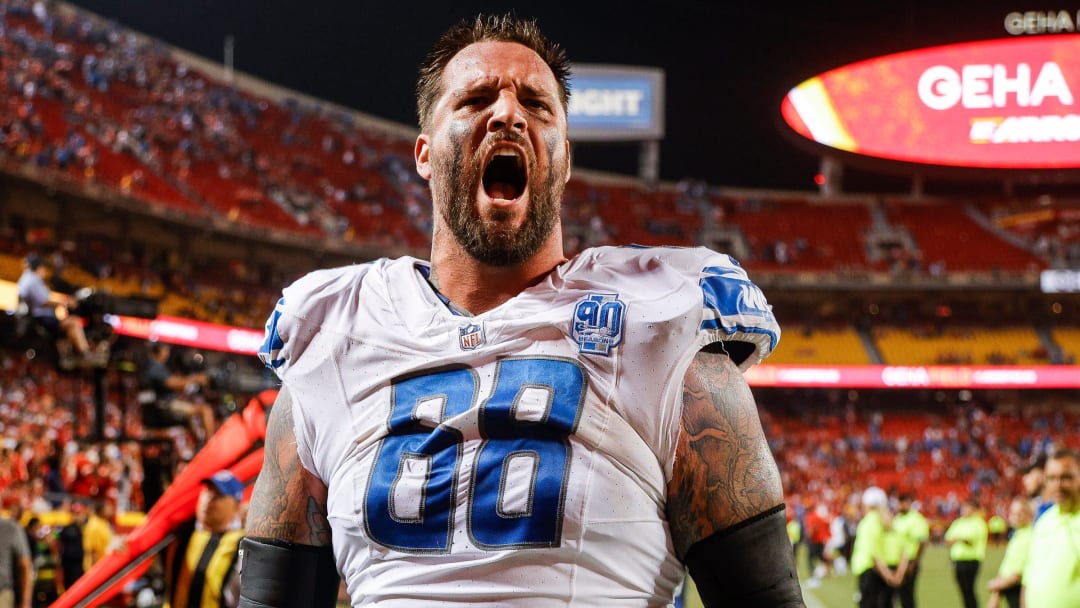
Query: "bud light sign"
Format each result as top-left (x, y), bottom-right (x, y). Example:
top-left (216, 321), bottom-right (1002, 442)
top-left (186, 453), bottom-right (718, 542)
top-left (568, 64), bottom-right (665, 141)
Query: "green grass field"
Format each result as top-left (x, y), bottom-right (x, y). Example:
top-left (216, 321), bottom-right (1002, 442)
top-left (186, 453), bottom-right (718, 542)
top-left (681, 543), bottom-right (1007, 608)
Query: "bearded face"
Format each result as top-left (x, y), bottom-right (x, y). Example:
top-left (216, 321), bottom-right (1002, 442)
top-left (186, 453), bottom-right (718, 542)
top-left (432, 129), bottom-right (566, 267)
top-left (417, 41), bottom-right (571, 268)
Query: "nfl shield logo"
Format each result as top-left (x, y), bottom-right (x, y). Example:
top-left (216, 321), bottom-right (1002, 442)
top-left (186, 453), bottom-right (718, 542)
top-left (458, 322), bottom-right (485, 350)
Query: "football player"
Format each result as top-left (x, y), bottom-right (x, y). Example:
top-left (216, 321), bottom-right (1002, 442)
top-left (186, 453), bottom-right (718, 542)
top-left (241, 14), bottom-right (803, 608)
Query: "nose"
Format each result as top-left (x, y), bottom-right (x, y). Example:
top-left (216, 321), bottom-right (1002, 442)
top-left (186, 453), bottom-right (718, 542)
top-left (487, 90), bottom-right (527, 134)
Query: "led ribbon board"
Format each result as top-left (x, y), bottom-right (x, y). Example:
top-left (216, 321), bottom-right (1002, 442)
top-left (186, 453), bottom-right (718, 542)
top-left (781, 35), bottom-right (1080, 168)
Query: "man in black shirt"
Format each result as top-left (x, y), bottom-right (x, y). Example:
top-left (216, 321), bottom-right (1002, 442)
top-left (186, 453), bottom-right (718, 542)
top-left (138, 342), bottom-right (216, 445)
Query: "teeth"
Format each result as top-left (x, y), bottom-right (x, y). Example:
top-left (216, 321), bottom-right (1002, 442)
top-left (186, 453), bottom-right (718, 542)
top-left (492, 148), bottom-right (524, 169)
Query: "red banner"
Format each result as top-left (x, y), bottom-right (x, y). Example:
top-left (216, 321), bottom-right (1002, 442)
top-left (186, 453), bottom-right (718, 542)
top-left (782, 35), bottom-right (1080, 168)
top-left (105, 314), bottom-right (263, 354)
top-left (103, 314), bottom-right (1080, 389)
top-left (745, 364), bottom-right (1080, 389)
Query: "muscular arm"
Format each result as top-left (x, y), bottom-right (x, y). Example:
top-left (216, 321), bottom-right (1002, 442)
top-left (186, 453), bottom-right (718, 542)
top-left (245, 386), bottom-right (332, 546)
top-left (666, 347), bottom-right (785, 559)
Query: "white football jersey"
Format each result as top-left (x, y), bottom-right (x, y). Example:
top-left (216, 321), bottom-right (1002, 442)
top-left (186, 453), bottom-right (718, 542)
top-left (258, 246), bottom-right (780, 607)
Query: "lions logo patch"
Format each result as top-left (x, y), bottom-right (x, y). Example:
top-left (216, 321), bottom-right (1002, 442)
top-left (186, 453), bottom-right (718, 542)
top-left (571, 293), bottom-right (626, 356)
top-left (458, 322), bottom-right (485, 350)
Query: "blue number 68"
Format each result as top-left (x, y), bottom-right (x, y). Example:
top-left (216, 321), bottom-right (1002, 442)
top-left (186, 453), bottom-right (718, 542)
top-left (363, 357), bottom-right (586, 553)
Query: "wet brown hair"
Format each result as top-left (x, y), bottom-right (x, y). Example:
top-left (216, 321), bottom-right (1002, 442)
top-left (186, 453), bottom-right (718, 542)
top-left (415, 13), bottom-right (571, 130)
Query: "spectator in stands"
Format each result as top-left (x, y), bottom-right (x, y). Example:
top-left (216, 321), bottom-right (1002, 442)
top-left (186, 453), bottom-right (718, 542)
top-left (56, 502), bottom-right (86, 588)
top-left (0, 509), bottom-right (32, 608)
top-left (851, 487), bottom-right (902, 608)
top-left (1022, 448), bottom-right (1080, 607)
top-left (138, 342), bottom-right (216, 446)
top-left (164, 470), bottom-right (244, 608)
top-left (987, 497), bottom-right (1033, 608)
top-left (15, 254), bottom-right (94, 364)
top-left (944, 498), bottom-right (988, 608)
top-left (25, 481), bottom-right (50, 515)
top-left (893, 492), bottom-right (931, 608)
top-left (23, 517), bottom-right (58, 608)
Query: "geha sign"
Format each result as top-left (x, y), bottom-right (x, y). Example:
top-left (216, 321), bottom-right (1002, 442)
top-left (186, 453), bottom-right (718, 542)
top-left (781, 35), bottom-right (1080, 169)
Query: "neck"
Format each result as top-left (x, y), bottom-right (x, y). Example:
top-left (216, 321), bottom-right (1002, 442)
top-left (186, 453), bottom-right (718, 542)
top-left (429, 232), bottom-right (565, 315)
top-left (1060, 499), bottom-right (1078, 515)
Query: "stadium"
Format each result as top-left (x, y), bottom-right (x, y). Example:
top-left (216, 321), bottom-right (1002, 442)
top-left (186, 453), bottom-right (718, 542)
top-left (0, 1), bottom-right (1077, 607)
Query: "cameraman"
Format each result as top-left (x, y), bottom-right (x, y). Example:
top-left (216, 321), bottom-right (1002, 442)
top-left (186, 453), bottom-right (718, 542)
top-left (139, 342), bottom-right (217, 446)
top-left (16, 254), bottom-right (97, 365)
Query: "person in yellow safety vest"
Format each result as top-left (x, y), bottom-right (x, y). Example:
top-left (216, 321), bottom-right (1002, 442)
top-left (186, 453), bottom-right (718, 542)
top-left (1022, 449), bottom-right (1080, 608)
top-left (893, 493), bottom-right (930, 608)
top-left (945, 498), bottom-right (988, 608)
top-left (786, 506), bottom-right (802, 561)
top-left (987, 513), bottom-right (1008, 545)
top-left (851, 487), bottom-right (903, 608)
top-left (987, 498), bottom-right (1034, 608)
top-left (165, 470), bottom-right (244, 608)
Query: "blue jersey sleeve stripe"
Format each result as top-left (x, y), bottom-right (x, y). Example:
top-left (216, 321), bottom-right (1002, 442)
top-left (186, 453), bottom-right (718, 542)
top-left (259, 305), bottom-right (286, 369)
top-left (699, 275), bottom-right (774, 320)
top-left (698, 319), bottom-right (779, 352)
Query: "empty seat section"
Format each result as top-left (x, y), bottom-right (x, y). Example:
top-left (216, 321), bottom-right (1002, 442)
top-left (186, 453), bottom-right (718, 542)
top-left (768, 324), bottom-right (870, 364)
top-left (874, 326), bottom-right (1048, 365)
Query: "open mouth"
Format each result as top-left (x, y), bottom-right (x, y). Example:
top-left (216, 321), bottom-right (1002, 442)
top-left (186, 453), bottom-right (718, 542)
top-left (482, 148), bottom-right (527, 201)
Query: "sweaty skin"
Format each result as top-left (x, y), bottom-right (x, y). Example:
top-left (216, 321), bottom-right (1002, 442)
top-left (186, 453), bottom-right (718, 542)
top-left (666, 348), bottom-right (785, 559)
top-left (246, 386), bottom-right (332, 546)
top-left (415, 40), bottom-right (572, 315)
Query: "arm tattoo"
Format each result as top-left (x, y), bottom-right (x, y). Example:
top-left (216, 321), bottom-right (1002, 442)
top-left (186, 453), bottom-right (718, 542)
top-left (307, 496), bottom-right (333, 546)
top-left (246, 386), bottom-right (333, 546)
top-left (666, 350), bottom-right (784, 559)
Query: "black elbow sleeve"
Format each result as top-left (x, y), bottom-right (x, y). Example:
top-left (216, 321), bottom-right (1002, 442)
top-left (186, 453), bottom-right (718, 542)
top-left (238, 536), bottom-right (340, 608)
top-left (683, 504), bottom-right (805, 607)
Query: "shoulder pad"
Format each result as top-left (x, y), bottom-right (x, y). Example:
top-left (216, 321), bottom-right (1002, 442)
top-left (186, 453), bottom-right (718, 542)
top-left (582, 246), bottom-right (780, 371)
top-left (694, 251), bottom-right (780, 370)
top-left (625, 246), bottom-right (779, 371)
top-left (259, 263), bottom-right (376, 371)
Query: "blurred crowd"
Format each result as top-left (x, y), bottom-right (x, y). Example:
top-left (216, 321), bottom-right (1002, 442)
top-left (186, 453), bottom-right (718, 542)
top-left (0, 0), bottom-right (1075, 280)
top-left (786, 447), bottom-right (1080, 607)
top-left (0, 351), bottom-right (142, 514)
top-left (0, 327), bottom-right (1072, 604)
top-left (766, 390), bottom-right (1077, 525)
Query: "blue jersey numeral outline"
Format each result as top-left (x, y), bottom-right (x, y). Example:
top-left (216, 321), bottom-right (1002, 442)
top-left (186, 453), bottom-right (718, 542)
top-left (364, 356), bottom-right (587, 553)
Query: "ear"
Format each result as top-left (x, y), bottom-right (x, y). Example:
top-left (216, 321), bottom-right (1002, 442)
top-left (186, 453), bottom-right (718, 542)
top-left (415, 134), bottom-right (432, 181)
top-left (563, 139), bottom-right (572, 183)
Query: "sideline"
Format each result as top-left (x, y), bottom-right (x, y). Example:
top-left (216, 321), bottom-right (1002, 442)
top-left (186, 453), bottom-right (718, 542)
top-left (803, 587), bottom-right (829, 608)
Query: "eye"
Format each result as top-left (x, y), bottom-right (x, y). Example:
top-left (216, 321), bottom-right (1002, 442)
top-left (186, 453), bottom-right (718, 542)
top-left (525, 99), bottom-right (550, 111)
top-left (460, 95), bottom-right (487, 108)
